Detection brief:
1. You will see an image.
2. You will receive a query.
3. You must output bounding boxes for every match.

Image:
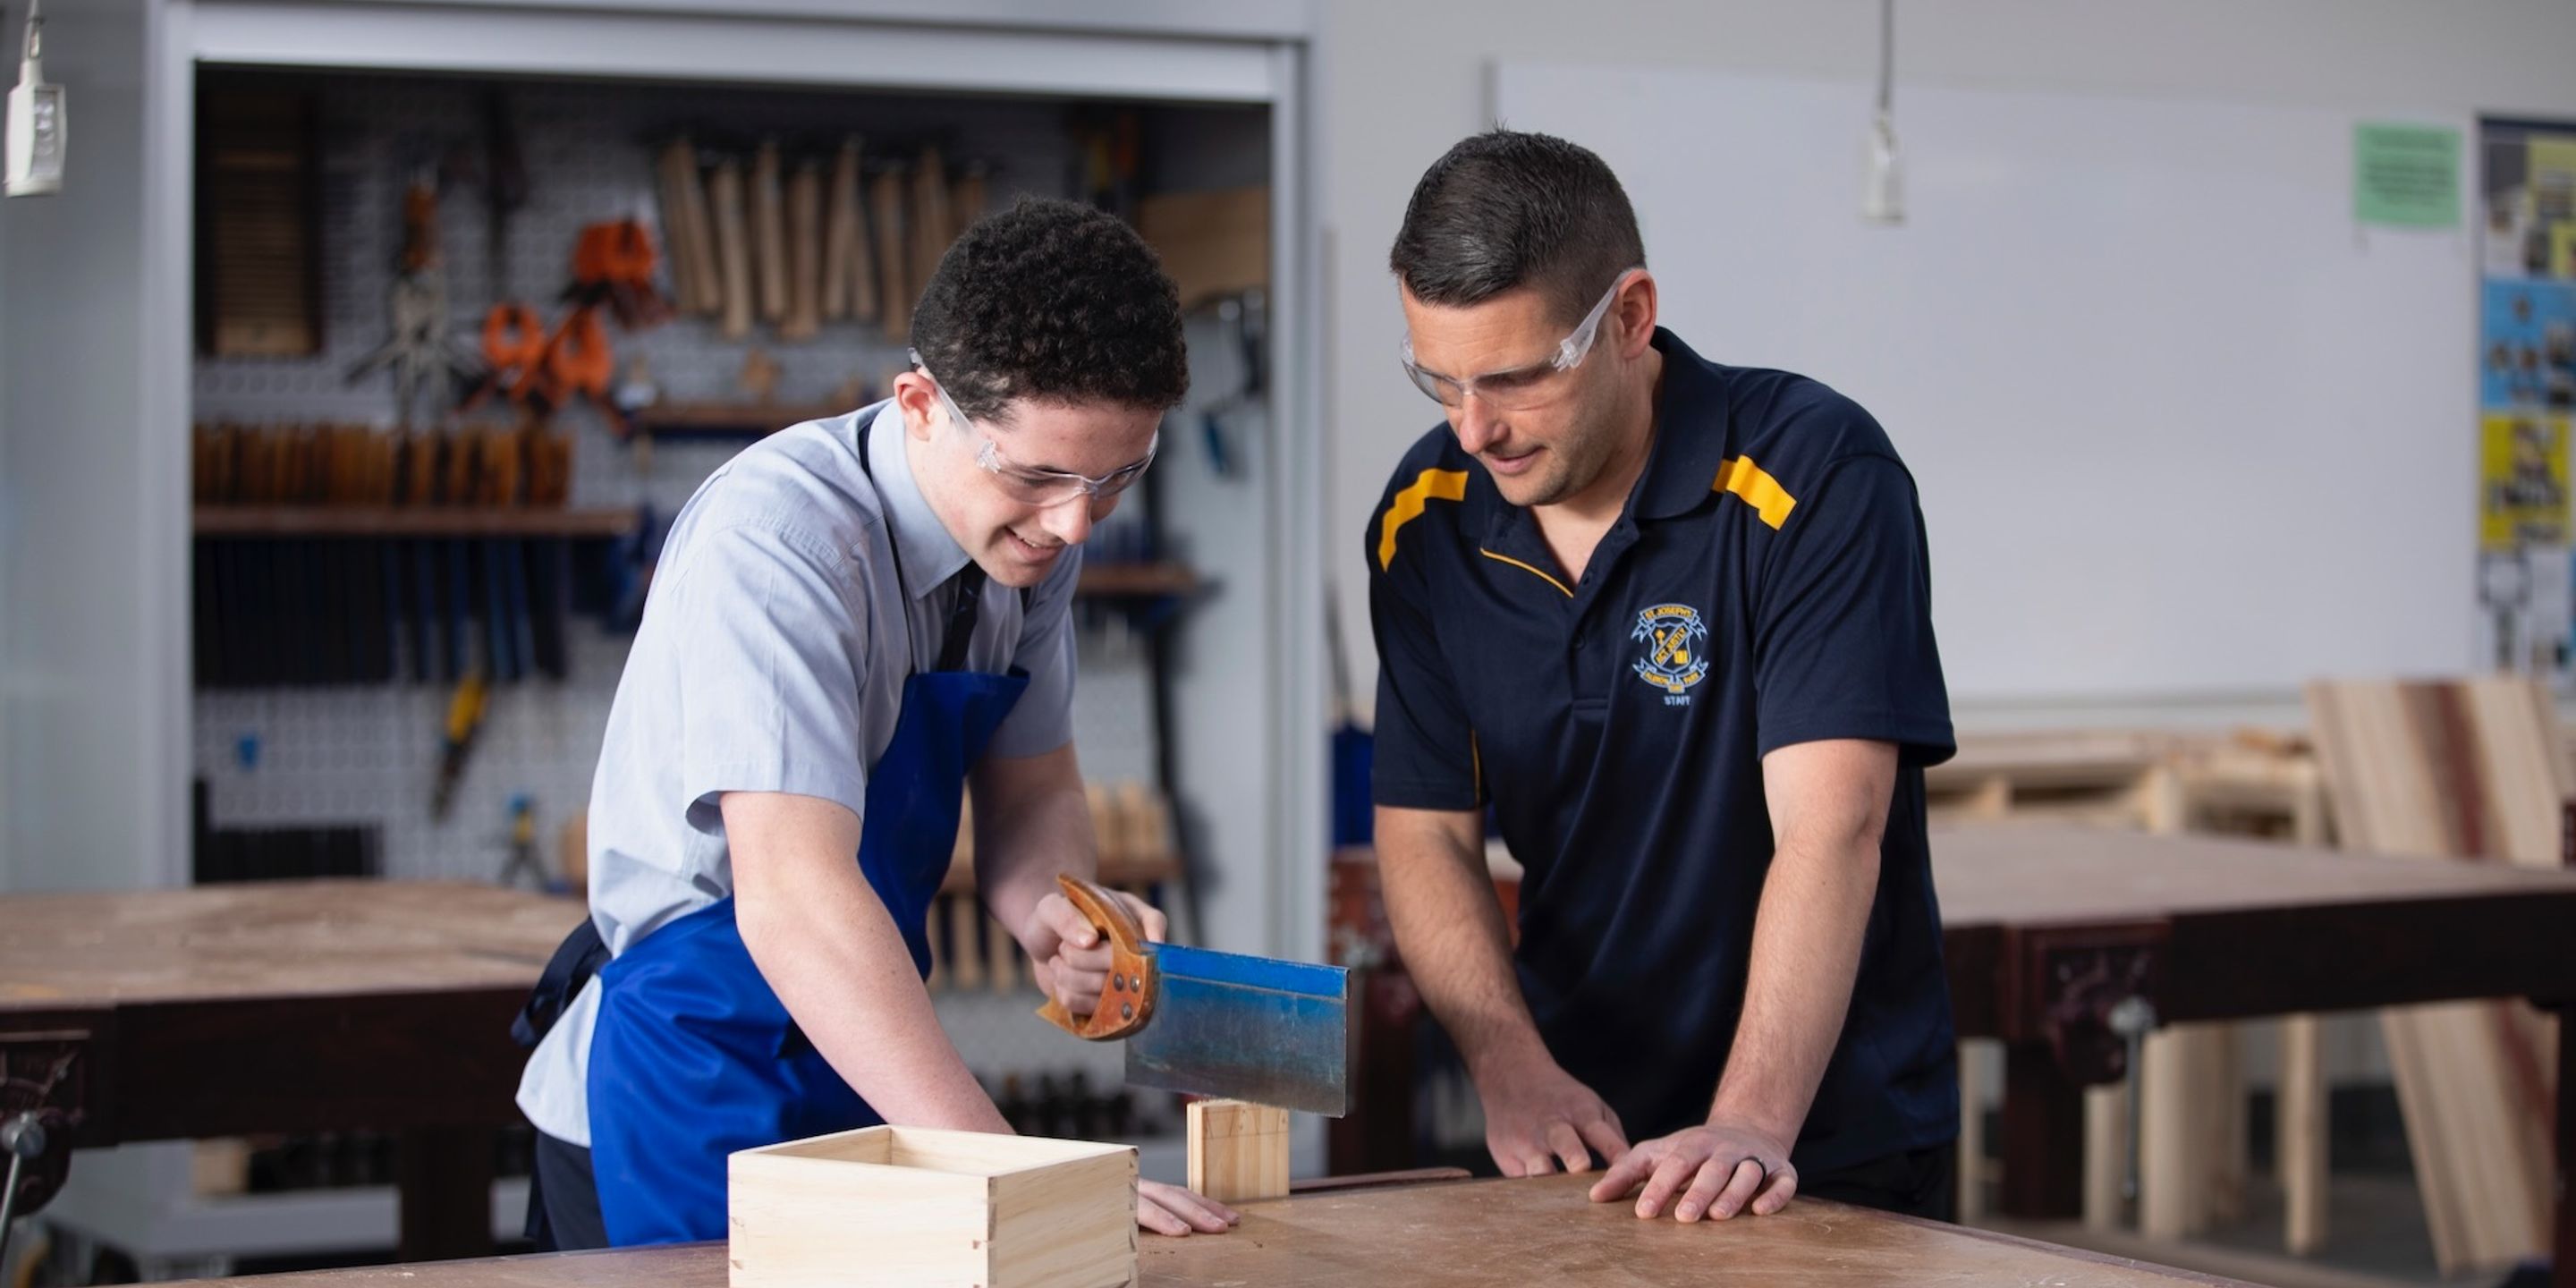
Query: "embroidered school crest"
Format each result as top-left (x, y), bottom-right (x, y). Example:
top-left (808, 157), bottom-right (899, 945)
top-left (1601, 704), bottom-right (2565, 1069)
top-left (1631, 603), bottom-right (1710, 700)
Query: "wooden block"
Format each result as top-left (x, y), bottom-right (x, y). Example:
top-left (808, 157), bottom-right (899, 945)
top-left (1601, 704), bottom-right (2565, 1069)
top-left (730, 1124), bottom-right (1137, 1288)
top-left (1187, 1099), bottom-right (1289, 1204)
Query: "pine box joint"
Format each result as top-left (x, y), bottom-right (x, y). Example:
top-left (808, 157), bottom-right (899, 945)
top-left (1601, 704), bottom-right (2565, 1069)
top-left (730, 1125), bottom-right (1137, 1287)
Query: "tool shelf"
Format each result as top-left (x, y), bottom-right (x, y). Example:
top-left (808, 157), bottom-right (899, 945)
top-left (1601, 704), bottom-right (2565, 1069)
top-left (192, 505), bottom-right (642, 538)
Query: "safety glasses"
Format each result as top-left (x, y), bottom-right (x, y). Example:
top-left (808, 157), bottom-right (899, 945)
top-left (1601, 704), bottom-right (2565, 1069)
top-left (1400, 268), bottom-right (1642, 411)
top-left (911, 352), bottom-right (1158, 507)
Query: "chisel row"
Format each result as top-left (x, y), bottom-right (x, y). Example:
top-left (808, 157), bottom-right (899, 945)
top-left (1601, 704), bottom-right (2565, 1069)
top-left (191, 535), bottom-right (620, 688)
top-left (195, 420), bottom-right (573, 510)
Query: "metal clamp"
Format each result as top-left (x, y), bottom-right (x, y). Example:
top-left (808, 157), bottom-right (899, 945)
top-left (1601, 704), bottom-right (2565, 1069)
top-left (0, 1109), bottom-right (55, 1274)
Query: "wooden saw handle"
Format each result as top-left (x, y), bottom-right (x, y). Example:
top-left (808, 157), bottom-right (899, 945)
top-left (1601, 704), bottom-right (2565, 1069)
top-left (1032, 874), bottom-right (1157, 1041)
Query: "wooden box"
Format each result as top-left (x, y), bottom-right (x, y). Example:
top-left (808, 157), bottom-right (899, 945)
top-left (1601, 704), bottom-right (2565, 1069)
top-left (730, 1125), bottom-right (1137, 1288)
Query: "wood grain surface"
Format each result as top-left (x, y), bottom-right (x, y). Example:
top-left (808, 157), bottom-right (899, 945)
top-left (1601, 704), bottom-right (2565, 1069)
top-left (0, 880), bottom-right (580, 1008)
top-left (1932, 822), bottom-right (2576, 928)
top-left (160, 1174), bottom-right (2255, 1286)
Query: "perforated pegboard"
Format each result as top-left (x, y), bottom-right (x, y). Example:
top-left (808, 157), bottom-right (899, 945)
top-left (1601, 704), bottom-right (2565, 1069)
top-left (185, 72), bottom-right (1267, 1095)
top-left (194, 73), bottom-right (1084, 421)
top-left (191, 72), bottom-right (1164, 880)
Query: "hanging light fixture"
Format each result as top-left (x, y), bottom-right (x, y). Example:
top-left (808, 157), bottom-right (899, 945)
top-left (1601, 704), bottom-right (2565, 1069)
top-left (5, 0), bottom-right (66, 197)
top-left (1862, 0), bottom-right (1902, 225)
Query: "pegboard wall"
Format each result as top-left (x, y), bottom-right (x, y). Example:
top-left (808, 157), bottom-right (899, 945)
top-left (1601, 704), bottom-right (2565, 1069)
top-left (190, 72), bottom-right (1190, 881)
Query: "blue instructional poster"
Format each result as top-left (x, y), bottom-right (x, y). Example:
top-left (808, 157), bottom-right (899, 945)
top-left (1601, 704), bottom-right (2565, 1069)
top-left (2481, 279), bottom-right (2576, 411)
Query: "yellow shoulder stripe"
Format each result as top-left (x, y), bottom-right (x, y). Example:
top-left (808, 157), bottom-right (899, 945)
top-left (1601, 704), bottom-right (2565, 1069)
top-left (1714, 455), bottom-right (1796, 530)
top-left (1377, 468), bottom-right (1470, 570)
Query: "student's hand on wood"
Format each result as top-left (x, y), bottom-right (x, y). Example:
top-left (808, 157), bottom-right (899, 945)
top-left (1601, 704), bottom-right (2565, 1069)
top-left (1473, 1054), bottom-right (1630, 1178)
top-left (1021, 887), bottom-right (1167, 1019)
top-left (1137, 1178), bottom-right (1238, 1236)
top-left (1587, 1118), bottom-right (1796, 1221)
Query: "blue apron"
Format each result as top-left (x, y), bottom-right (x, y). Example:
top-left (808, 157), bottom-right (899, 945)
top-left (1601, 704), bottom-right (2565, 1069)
top-left (575, 420), bottom-right (1028, 1247)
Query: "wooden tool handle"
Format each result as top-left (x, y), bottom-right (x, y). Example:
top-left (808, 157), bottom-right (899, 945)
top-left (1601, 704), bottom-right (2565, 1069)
top-left (751, 140), bottom-right (789, 325)
top-left (782, 161), bottom-right (822, 341)
top-left (709, 160), bottom-right (753, 341)
top-left (820, 140), bottom-right (859, 321)
top-left (1032, 874), bottom-right (1156, 1041)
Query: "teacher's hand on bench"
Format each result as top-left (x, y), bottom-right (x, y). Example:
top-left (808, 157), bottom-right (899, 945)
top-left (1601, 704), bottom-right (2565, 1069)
top-left (1589, 1117), bottom-right (1796, 1222)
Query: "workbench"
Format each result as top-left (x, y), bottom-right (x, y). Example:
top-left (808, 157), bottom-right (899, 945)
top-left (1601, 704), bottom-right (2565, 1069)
top-left (0, 881), bottom-right (580, 1262)
top-left (1332, 823), bottom-right (2576, 1282)
top-left (152, 1172), bottom-right (2257, 1286)
top-left (1936, 824), bottom-right (2576, 1285)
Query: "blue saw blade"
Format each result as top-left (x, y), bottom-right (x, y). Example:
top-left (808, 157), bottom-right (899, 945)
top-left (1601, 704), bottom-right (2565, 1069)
top-left (1124, 942), bottom-right (1352, 1117)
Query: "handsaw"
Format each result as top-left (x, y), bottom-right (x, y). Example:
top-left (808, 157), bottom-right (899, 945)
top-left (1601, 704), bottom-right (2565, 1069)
top-left (1035, 875), bottom-right (1351, 1117)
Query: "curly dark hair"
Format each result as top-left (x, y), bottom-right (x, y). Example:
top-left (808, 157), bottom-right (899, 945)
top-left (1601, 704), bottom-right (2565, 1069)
top-left (909, 197), bottom-right (1189, 420)
top-left (1390, 130), bottom-right (1645, 326)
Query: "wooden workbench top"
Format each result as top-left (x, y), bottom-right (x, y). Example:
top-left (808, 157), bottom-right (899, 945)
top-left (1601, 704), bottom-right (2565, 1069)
top-left (1931, 823), bottom-right (2576, 928)
top-left (0, 880), bottom-right (581, 1009)
top-left (164, 1174), bottom-right (2254, 1286)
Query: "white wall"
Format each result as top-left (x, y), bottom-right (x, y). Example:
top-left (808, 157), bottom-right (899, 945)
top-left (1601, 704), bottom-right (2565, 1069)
top-left (1318, 0), bottom-right (2576, 718)
top-left (0, 0), bottom-right (173, 892)
top-left (0, 35), bottom-right (11, 889)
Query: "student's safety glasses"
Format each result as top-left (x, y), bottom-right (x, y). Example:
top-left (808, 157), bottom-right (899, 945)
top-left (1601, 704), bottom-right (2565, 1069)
top-left (912, 352), bottom-right (1158, 508)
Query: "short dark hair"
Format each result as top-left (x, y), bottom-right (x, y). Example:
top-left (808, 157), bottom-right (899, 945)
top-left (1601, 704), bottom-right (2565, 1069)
top-left (1389, 130), bottom-right (1646, 325)
top-left (910, 197), bottom-right (1189, 420)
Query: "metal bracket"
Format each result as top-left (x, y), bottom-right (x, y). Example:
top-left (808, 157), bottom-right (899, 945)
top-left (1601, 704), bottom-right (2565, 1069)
top-left (0, 1030), bottom-right (89, 1220)
top-left (2003, 923), bottom-right (2168, 1087)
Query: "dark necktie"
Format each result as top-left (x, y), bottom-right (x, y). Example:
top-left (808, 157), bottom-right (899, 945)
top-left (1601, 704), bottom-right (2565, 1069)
top-left (936, 564), bottom-right (987, 673)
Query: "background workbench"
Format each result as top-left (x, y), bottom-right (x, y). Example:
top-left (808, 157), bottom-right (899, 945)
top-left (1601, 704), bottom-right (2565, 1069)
top-left (1936, 825), bottom-right (2576, 1284)
top-left (157, 1173), bottom-right (2259, 1287)
top-left (0, 880), bottom-right (580, 1262)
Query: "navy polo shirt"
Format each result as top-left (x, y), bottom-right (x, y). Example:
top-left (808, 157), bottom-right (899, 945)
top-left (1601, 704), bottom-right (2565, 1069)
top-left (1367, 328), bottom-right (1958, 1174)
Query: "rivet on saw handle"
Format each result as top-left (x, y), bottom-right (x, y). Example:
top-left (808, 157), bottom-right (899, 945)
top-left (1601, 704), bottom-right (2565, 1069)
top-left (1033, 874), bottom-right (1157, 1041)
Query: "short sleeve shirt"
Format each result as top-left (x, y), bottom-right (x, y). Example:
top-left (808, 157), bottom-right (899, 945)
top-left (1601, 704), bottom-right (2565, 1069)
top-left (515, 401), bottom-right (1081, 1145)
top-left (1366, 329), bottom-right (1958, 1173)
